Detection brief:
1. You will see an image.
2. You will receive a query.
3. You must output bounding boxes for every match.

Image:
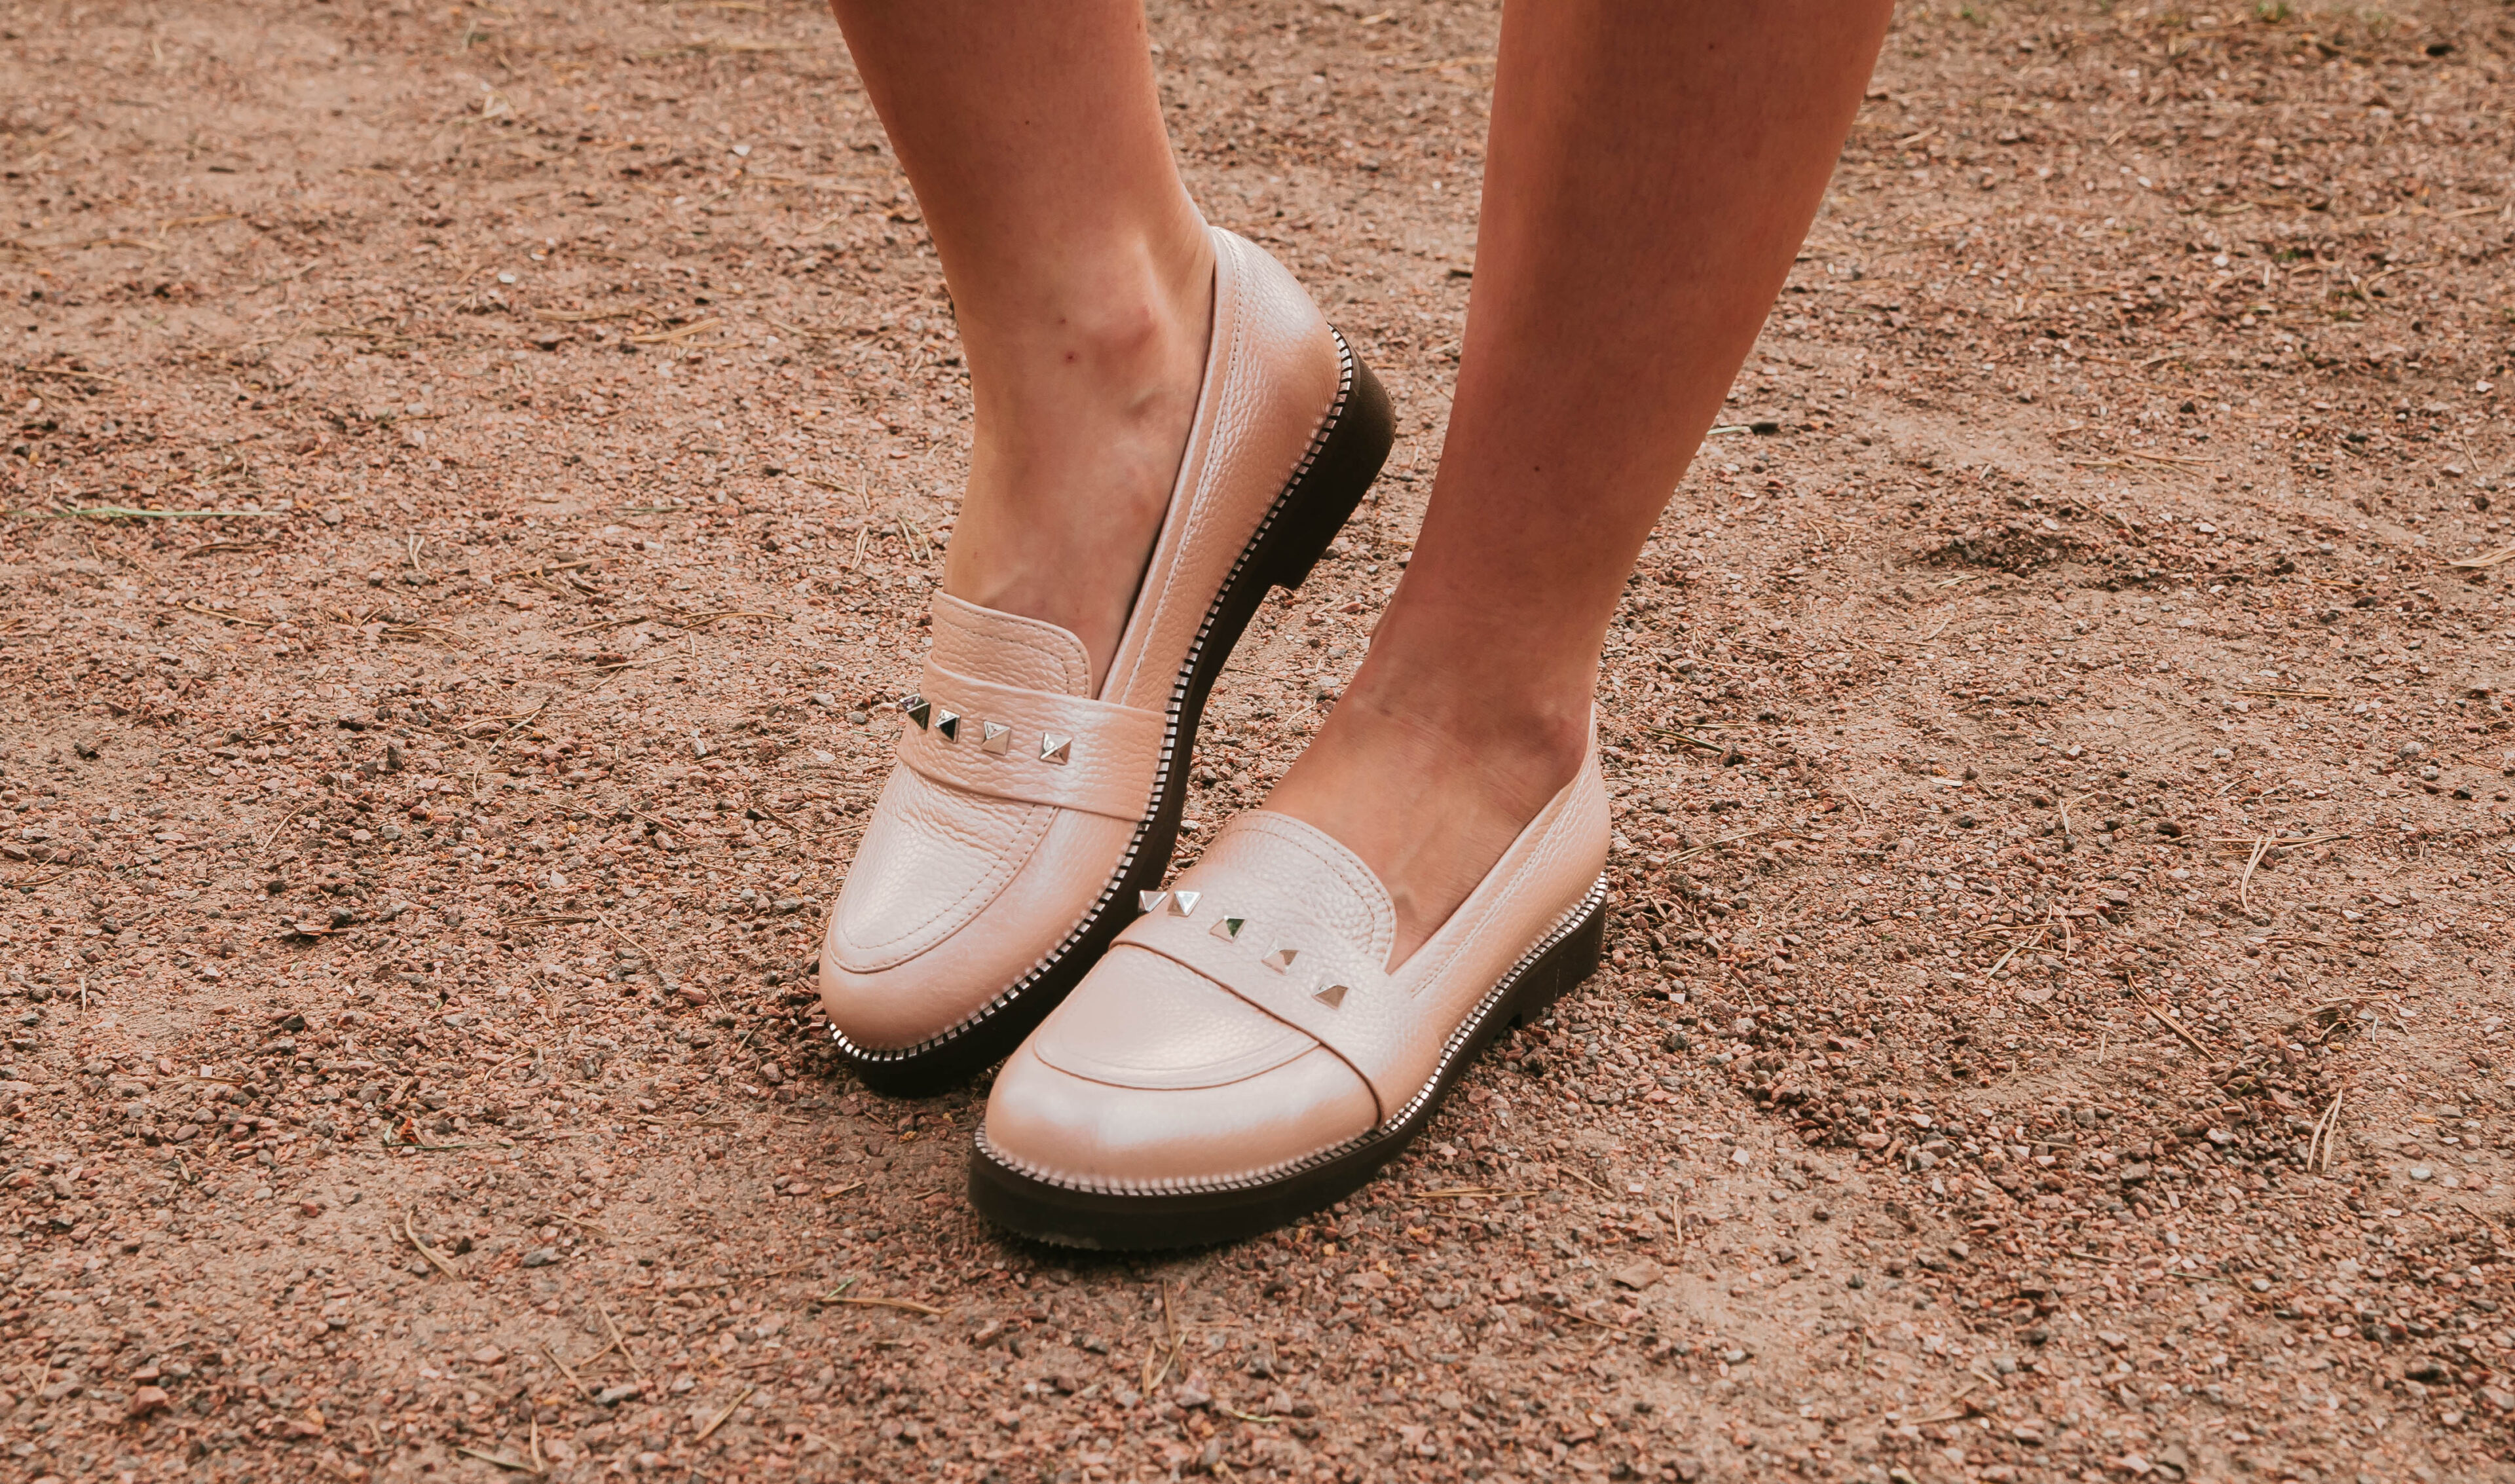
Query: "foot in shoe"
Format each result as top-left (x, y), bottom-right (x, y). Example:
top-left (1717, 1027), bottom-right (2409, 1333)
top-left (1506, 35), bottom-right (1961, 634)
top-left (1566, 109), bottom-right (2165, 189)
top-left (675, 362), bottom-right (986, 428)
top-left (817, 229), bottom-right (1394, 1094)
top-left (1263, 662), bottom-right (1592, 969)
top-left (944, 231), bottom-right (1213, 692)
top-left (970, 738), bottom-right (1610, 1249)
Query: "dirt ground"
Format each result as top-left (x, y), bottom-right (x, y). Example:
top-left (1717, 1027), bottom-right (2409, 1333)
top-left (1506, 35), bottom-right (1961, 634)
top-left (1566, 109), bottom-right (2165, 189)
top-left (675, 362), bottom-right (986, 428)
top-left (1, 0), bottom-right (2512, 1480)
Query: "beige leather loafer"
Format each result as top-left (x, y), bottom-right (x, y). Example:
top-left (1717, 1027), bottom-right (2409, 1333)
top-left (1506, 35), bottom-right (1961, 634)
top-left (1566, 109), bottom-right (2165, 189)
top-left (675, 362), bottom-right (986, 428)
top-left (819, 227), bottom-right (1392, 1095)
top-left (970, 758), bottom-right (1611, 1249)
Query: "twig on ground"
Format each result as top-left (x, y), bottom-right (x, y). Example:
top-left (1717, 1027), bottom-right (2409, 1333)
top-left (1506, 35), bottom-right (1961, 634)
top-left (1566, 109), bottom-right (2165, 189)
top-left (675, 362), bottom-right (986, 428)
top-left (2306, 1090), bottom-right (2345, 1175)
top-left (1142, 1282), bottom-right (1178, 1394)
top-left (625, 317), bottom-right (724, 346)
top-left (1986, 925), bottom-right (2050, 981)
top-left (819, 1289), bottom-right (944, 1317)
top-left (16, 506), bottom-right (285, 521)
top-left (539, 1343), bottom-right (598, 1403)
top-left (694, 1385), bottom-right (756, 1443)
top-left (2239, 836), bottom-right (2271, 908)
top-left (597, 1304), bottom-right (645, 1382)
top-left (259, 802), bottom-right (312, 853)
top-left (2137, 999), bottom-right (2216, 1059)
top-left (1552, 1306), bottom-right (1639, 1336)
top-left (401, 1215), bottom-right (464, 1280)
top-left (1667, 825), bottom-right (1777, 864)
top-left (746, 792), bottom-right (804, 836)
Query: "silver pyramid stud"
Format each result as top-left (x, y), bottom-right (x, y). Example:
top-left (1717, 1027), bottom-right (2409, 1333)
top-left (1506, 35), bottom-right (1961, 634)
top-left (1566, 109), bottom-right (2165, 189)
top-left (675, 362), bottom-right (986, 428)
top-left (1260, 944), bottom-right (1299, 973)
top-left (1313, 983), bottom-right (1350, 1009)
top-left (1138, 890), bottom-right (1170, 915)
top-left (1210, 915), bottom-right (1246, 942)
top-left (901, 695), bottom-right (931, 730)
top-left (979, 721), bottom-right (1011, 754)
top-left (933, 709), bottom-right (960, 742)
top-left (1039, 733), bottom-right (1071, 766)
top-left (1165, 889), bottom-right (1201, 918)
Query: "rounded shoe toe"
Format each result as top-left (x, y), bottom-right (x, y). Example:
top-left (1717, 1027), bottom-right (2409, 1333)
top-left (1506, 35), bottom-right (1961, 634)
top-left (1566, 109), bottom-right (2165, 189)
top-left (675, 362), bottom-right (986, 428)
top-left (817, 765), bottom-right (1134, 1054)
top-left (982, 948), bottom-right (1380, 1193)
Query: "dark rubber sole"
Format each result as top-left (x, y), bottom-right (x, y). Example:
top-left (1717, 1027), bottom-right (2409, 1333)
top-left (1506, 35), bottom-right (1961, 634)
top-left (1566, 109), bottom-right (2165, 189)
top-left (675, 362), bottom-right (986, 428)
top-left (832, 337), bottom-right (1394, 1098)
top-left (967, 877), bottom-right (1608, 1250)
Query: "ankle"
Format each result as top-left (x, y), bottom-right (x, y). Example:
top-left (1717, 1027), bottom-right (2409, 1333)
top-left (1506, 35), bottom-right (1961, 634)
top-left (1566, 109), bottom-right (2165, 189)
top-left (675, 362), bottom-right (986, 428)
top-left (941, 225), bottom-right (1214, 689)
top-left (1332, 672), bottom-right (1588, 794)
top-left (958, 228), bottom-right (1212, 429)
top-left (1267, 661), bottom-right (1589, 965)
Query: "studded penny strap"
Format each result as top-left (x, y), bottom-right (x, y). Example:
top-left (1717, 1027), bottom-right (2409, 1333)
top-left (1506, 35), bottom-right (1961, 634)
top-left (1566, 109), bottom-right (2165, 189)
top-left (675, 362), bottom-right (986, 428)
top-left (1115, 885), bottom-right (1406, 1123)
top-left (895, 660), bottom-right (1166, 823)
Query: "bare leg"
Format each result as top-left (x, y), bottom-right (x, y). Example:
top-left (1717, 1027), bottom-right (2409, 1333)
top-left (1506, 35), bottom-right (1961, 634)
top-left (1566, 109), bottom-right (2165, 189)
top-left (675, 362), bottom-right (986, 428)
top-left (827, 2), bottom-right (1210, 692)
top-left (1266, 0), bottom-right (1893, 965)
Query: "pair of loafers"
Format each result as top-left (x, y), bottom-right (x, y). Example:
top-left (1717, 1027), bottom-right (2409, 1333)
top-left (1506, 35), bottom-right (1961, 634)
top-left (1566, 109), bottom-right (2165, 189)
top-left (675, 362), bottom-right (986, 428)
top-left (817, 228), bottom-right (1609, 1249)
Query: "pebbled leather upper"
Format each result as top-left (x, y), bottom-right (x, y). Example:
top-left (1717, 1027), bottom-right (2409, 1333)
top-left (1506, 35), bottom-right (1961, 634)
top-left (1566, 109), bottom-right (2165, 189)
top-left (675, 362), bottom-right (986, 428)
top-left (983, 755), bottom-right (1612, 1191)
top-left (819, 228), bottom-right (1347, 1054)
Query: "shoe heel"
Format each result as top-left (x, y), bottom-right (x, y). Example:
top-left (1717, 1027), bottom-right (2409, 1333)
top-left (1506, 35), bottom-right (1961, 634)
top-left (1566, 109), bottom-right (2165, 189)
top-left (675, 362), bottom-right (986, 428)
top-left (1508, 891), bottom-right (1606, 1028)
top-left (1259, 341), bottom-right (1394, 593)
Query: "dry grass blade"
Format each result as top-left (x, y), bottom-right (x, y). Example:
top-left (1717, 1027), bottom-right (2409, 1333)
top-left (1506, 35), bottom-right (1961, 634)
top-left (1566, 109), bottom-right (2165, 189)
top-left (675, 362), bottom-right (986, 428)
top-left (2210, 831), bottom-right (2351, 847)
top-left (2304, 1090), bottom-right (2345, 1174)
top-left (2142, 1006), bottom-right (2215, 1058)
top-left (2239, 837), bottom-right (2271, 908)
top-left (1552, 1305), bottom-right (1639, 1335)
top-left (762, 314), bottom-right (835, 340)
top-left (819, 1291), bottom-right (944, 1316)
top-left (13, 506), bottom-right (269, 521)
top-left (531, 305), bottom-right (645, 324)
top-left (635, 38), bottom-right (808, 58)
top-left (1643, 726), bottom-right (1726, 754)
top-left (380, 623), bottom-right (466, 647)
top-left (624, 317), bottom-right (724, 345)
top-left (597, 915), bottom-right (673, 980)
top-left (1908, 1382), bottom-right (1985, 1426)
top-left (539, 1342), bottom-right (598, 1403)
top-left (181, 601), bottom-right (277, 629)
top-left (1986, 925), bottom-right (2049, 980)
top-left (1413, 1187), bottom-right (1540, 1200)
top-left (1667, 825), bottom-right (1777, 863)
top-left (451, 1445), bottom-right (542, 1474)
top-left (597, 1304), bottom-right (645, 1382)
top-left (2282, 1000), bottom-right (2360, 1047)
top-left (694, 1384), bottom-right (757, 1443)
top-left (1141, 1280), bottom-right (1185, 1394)
top-left (401, 1214), bottom-right (465, 1280)
top-left (260, 802), bottom-right (313, 853)
top-left (2447, 545), bottom-right (2515, 570)
top-left (495, 557), bottom-right (601, 580)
